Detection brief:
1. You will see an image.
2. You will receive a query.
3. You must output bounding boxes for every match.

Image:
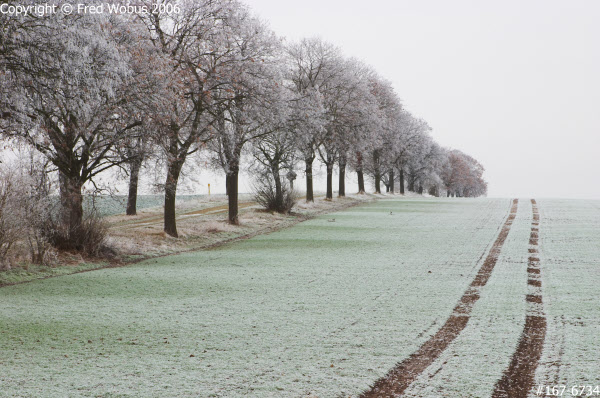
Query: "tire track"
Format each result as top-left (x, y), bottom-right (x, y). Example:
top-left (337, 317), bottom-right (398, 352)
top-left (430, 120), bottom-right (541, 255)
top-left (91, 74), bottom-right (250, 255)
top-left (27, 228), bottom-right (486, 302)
top-left (492, 199), bottom-right (547, 398)
top-left (360, 199), bottom-right (519, 398)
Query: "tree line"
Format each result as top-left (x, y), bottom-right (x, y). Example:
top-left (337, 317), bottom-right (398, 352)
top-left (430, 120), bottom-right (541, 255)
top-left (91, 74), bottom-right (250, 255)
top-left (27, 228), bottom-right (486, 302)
top-left (0, 0), bottom-right (487, 248)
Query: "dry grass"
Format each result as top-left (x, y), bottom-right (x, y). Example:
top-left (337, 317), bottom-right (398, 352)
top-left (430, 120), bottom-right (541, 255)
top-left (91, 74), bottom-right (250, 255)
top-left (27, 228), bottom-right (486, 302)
top-left (107, 193), bottom-right (377, 261)
top-left (0, 192), bottom-right (378, 286)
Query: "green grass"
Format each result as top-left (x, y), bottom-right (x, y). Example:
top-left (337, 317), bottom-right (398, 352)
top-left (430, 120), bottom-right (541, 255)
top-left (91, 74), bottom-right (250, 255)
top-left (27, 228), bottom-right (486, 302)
top-left (0, 262), bottom-right (108, 287)
top-left (0, 198), bottom-right (512, 397)
top-left (534, 199), bottom-right (600, 386)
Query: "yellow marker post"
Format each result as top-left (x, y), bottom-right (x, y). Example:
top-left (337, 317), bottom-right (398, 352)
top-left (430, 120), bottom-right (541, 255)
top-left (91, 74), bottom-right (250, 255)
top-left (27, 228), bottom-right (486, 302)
top-left (208, 183), bottom-right (210, 196)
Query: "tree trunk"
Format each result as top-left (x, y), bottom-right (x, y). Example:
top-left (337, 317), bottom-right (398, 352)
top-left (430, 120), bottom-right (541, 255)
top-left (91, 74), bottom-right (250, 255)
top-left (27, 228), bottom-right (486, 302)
top-left (163, 161), bottom-right (182, 237)
top-left (356, 152), bottom-right (365, 194)
top-left (418, 185), bottom-right (424, 195)
top-left (228, 168), bottom-right (239, 225)
top-left (429, 185), bottom-right (439, 197)
top-left (225, 174), bottom-right (230, 196)
top-left (389, 170), bottom-right (394, 193)
top-left (305, 156), bottom-right (314, 202)
top-left (408, 175), bottom-right (415, 192)
top-left (357, 170), bottom-right (365, 194)
top-left (399, 167), bottom-right (405, 194)
top-left (338, 157), bottom-right (346, 197)
top-left (59, 172), bottom-right (83, 235)
top-left (373, 151), bottom-right (381, 194)
top-left (326, 164), bottom-right (333, 200)
top-left (272, 166), bottom-right (282, 202)
top-left (326, 152), bottom-right (334, 200)
top-left (126, 156), bottom-right (142, 216)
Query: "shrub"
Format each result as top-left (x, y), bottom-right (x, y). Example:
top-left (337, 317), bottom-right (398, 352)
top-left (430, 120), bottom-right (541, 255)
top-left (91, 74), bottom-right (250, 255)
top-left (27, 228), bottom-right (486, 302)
top-left (253, 176), bottom-right (297, 214)
top-left (40, 208), bottom-right (111, 257)
top-left (21, 168), bottom-right (56, 265)
top-left (0, 170), bottom-right (26, 269)
top-left (1, 160), bottom-right (113, 265)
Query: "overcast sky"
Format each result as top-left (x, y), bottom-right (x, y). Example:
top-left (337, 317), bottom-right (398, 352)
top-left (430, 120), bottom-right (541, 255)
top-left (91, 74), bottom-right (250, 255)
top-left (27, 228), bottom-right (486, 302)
top-left (243, 0), bottom-right (600, 199)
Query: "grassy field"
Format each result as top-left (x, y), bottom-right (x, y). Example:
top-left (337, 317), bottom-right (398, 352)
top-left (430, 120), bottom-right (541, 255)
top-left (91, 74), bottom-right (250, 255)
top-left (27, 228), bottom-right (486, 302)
top-left (534, 200), bottom-right (600, 387)
top-left (1, 197), bottom-right (598, 397)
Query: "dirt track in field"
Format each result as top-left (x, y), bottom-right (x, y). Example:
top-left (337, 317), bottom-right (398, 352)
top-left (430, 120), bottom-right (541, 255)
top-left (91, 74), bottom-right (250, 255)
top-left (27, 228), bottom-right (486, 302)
top-left (109, 201), bottom-right (257, 231)
top-left (492, 199), bottom-right (547, 397)
top-left (360, 199), bottom-right (519, 398)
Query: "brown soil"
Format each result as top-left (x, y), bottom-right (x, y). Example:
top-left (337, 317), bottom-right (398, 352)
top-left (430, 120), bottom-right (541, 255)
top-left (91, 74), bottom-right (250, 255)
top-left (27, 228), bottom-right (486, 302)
top-left (492, 198), bottom-right (547, 398)
top-left (492, 316), bottom-right (547, 397)
top-left (360, 199), bottom-right (519, 398)
top-left (526, 295), bottom-right (543, 304)
top-left (528, 279), bottom-right (542, 287)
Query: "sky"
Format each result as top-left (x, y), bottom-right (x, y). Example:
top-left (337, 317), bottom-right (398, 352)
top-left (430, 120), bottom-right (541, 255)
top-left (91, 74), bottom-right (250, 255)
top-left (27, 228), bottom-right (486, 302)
top-left (242, 0), bottom-right (600, 199)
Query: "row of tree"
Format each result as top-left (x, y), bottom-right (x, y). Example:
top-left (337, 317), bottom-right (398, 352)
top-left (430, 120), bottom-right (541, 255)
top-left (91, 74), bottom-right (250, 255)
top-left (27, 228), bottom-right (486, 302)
top-left (0, 0), bottom-right (487, 245)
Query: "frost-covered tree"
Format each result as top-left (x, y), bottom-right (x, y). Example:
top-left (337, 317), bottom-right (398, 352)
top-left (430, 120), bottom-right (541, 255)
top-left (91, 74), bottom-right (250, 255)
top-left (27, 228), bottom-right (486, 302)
top-left (441, 149), bottom-right (488, 197)
top-left (139, 0), bottom-right (254, 235)
top-left (110, 13), bottom-right (168, 217)
top-left (204, 5), bottom-right (285, 224)
top-left (316, 56), bottom-right (370, 199)
top-left (360, 74), bottom-right (402, 194)
top-left (332, 59), bottom-right (379, 197)
top-left (385, 112), bottom-right (430, 194)
top-left (285, 38), bottom-right (342, 201)
top-left (1, 10), bottom-right (142, 247)
top-left (405, 140), bottom-right (446, 194)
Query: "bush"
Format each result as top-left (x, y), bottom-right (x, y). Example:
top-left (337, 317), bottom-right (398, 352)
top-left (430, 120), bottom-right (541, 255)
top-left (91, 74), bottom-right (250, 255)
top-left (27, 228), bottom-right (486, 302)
top-left (0, 160), bottom-right (113, 266)
top-left (40, 209), bottom-right (111, 257)
top-left (0, 170), bottom-right (26, 269)
top-left (21, 168), bottom-right (56, 265)
top-left (24, 163), bottom-right (112, 258)
top-left (253, 177), bottom-right (297, 214)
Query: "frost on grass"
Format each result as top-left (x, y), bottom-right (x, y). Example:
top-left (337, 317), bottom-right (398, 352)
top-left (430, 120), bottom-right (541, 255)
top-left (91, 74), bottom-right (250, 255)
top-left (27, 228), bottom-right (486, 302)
top-left (0, 198), bottom-right (511, 397)
top-left (402, 199), bottom-right (532, 398)
top-left (534, 199), bottom-right (600, 388)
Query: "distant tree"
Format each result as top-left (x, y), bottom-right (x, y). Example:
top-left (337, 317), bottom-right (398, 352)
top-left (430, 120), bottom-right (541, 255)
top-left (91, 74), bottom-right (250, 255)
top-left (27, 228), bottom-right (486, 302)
top-left (441, 149), bottom-right (488, 197)
top-left (361, 74), bottom-right (402, 194)
top-left (389, 112), bottom-right (429, 195)
top-left (117, 132), bottom-right (154, 216)
top-left (333, 59), bottom-right (378, 197)
top-left (285, 38), bottom-right (339, 202)
top-left (250, 118), bottom-right (296, 211)
top-left (204, 4), bottom-right (285, 224)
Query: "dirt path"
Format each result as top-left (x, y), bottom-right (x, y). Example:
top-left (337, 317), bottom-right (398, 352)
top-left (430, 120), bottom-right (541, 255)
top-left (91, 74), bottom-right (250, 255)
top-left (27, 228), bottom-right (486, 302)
top-left (360, 199), bottom-right (519, 398)
top-left (492, 199), bottom-right (547, 397)
top-left (109, 201), bottom-right (257, 230)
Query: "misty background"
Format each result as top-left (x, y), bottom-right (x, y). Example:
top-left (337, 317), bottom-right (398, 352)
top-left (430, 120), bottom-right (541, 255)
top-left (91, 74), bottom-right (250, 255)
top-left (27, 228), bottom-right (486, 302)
top-left (240, 0), bottom-right (600, 199)
top-left (82, 0), bottom-right (600, 199)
